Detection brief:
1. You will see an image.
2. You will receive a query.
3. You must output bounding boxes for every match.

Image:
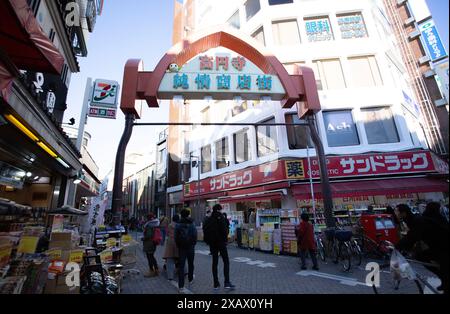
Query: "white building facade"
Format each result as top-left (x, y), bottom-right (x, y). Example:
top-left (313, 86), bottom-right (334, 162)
top-left (177, 0), bottom-right (449, 227)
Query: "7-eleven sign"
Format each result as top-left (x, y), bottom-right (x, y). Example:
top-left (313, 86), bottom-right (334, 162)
top-left (91, 79), bottom-right (120, 108)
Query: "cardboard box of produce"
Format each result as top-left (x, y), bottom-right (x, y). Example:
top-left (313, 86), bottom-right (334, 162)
top-left (44, 272), bottom-right (79, 294)
top-left (49, 232), bottom-right (73, 250)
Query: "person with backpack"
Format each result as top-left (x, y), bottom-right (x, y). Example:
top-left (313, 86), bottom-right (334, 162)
top-left (163, 214), bottom-right (180, 282)
top-left (174, 209), bottom-right (197, 293)
top-left (203, 204), bottom-right (235, 290)
top-left (142, 213), bottom-right (162, 277)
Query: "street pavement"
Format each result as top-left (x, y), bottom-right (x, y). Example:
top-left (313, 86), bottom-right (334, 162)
top-left (121, 234), bottom-right (440, 294)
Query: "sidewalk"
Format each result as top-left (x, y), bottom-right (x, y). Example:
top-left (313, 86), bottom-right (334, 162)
top-left (121, 236), bottom-right (439, 294)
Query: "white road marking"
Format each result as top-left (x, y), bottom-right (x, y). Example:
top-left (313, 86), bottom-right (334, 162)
top-left (297, 270), bottom-right (369, 287)
top-left (195, 250), bottom-right (211, 255)
top-left (233, 257), bottom-right (276, 268)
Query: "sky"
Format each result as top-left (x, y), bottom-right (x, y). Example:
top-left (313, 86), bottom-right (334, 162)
top-left (66, 0), bottom-right (449, 179)
top-left (427, 0), bottom-right (449, 49)
top-left (65, 0), bottom-right (174, 178)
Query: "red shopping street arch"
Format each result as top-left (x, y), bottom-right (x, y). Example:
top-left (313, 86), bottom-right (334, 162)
top-left (111, 27), bottom-right (335, 228)
top-left (119, 26), bottom-right (320, 118)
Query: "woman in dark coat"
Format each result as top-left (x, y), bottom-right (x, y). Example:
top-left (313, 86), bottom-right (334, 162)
top-left (295, 213), bottom-right (319, 270)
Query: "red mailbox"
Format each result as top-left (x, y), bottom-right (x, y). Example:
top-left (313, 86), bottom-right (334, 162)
top-left (359, 214), bottom-right (399, 245)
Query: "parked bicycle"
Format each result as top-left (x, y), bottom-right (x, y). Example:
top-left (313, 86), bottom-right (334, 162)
top-left (315, 231), bottom-right (326, 262)
top-left (323, 228), bottom-right (353, 272)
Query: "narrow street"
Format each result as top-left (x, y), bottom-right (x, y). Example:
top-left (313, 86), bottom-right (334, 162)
top-left (121, 237), bottom-right (438, 294)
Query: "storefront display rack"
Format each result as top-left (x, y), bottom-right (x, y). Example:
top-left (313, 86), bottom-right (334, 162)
top-left (94, 226), bottom-right (126, 247)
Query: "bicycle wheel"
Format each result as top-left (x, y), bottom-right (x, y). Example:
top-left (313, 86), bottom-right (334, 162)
top-left (339, 242), bottom-right (352, 272)
top-left (317, 238), bottom-right (326, 262)
top-left (352, 240), bottom-right (362, 266)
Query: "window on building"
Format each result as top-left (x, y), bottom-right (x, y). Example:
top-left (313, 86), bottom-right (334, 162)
top-left (312, 59), bottom-right (346, 89)
top-left (337, 12), bottom-right (368, 39)
top-left (361, 107), bottom-right (400, 144)
top-left (245, 0), bottom-right (261, 21)
top-left (348, 56), bottom-right (383, 87)
top-left (215, 137), bottom-right (229, 169)
top-left (227, 10), bottom-right (240, 29)
top-left (252, 27), bottom-right (266, 46)
top-left (234, 129), bottom-right (251, 163)
top-left (257, 118), bottom-right (278, 157)
top-left (285, 114), bottom-right (314, 149)
top-left (272, 20), bottom-right (301, 46)
top-left (304, 16), bottom-right (334, 42)
top-left (201, 145), bottom-right (212, 173)
top-left (269, 0), bottom-right (293, 5)
top-left (323, 110), bottom-right (360, 147)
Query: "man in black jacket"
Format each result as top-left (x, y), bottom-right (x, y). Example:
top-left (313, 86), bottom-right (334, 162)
top-left (395, 204), bottom-right (449, 294)
top-left (175, 209), bottom-right (197, 293)
top-left (203, 204), bottom-right (235, 290)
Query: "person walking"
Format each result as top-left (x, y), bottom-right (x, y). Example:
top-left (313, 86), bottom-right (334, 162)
top-left (142, 213), bottom-right (162, 277)
top-left (160, 215), bottom-right (170, 243)
top-left (422, 202), bottom-right (448, 227)
top-left (174, 209), bottom-right (197, 293)
top-left (295, 213), bottom-right (319, 271)
top-left (203, 204), bottom-right (235, 290)
top-left (395, 204), bottom-right (449, 294)
top-left (163, 214), bottom-right (180, 282)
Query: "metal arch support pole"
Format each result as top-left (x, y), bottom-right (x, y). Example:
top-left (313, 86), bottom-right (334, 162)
top-left (111, 113), bottom-right (135, 225)
top-left (307, 115), bottom-right (335, 229)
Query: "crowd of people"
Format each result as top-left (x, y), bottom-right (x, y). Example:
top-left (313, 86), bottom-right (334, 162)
top-left (140, 204), bottom-right (235, 293)
top-left (130, 199), bottom-right (448, 294)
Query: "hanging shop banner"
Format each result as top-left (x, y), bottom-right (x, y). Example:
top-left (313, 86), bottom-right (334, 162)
top-left (419, 19), bottom-right (448, 63)
top-left (184, 150), bottom-right (440, 197)
top-left (158, 48), bottom-right (286, 101)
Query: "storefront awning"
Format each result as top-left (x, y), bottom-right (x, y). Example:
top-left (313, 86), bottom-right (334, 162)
top-left (292, 177), bottom-right (449, 199)
top-left (0, 0), bottom-right (64, 75)
top-left (183, 191), bottom-right (226, 202)
top-left (218, 190), bottom-right (284, 204)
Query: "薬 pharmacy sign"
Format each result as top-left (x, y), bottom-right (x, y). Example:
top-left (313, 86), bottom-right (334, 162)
top-left (158, 48), bottom-right (286, 101)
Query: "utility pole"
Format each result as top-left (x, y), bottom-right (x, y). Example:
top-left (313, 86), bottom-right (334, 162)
top-left (307, 115), bottom-right (335, 229)
top-left (66, 78), bottom-right (92, 207)
top-left (111, 113), bottom-right (135, 225)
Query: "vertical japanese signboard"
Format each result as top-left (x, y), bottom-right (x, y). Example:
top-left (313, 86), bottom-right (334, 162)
top-left (419, 19), bottom-right (447, 63)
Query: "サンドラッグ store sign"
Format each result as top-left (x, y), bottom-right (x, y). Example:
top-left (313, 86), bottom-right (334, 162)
top-left (183, 150), bottom-right (439, 197)
top-left (158, 48), bottom-right (286, 101)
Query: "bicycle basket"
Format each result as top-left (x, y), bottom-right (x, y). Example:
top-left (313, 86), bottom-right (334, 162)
top-left (324, 229), bottom-right (335, 241)
top-left (334, 230), bottom-right (353, 242)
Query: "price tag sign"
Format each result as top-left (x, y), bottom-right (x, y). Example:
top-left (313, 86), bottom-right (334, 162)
top-left (17, 236), bottom-right (39, 254)
top-left (46, 249), bottom-right (62, 261)
top-left (290, 241), bottom-right (298, 254)
top-left (69, 250), bottom-right (84, 263)
top-left (121, 235), bottom-right (132, 244)
top-left (0, 244), bottom-right (12, 268)
top-left (100, 250), bottom-right (113, 263)
top-left (106, 238), bottom-right (116, 248)
top-left (273, 244), bottom-right (280, 255)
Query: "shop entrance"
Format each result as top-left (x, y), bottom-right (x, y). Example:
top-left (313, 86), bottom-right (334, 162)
top-left (112, 27), bottom-right (335, 228)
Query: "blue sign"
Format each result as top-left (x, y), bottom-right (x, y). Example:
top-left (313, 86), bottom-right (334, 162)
top-left (419, 20), bottom-right (447, 62)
